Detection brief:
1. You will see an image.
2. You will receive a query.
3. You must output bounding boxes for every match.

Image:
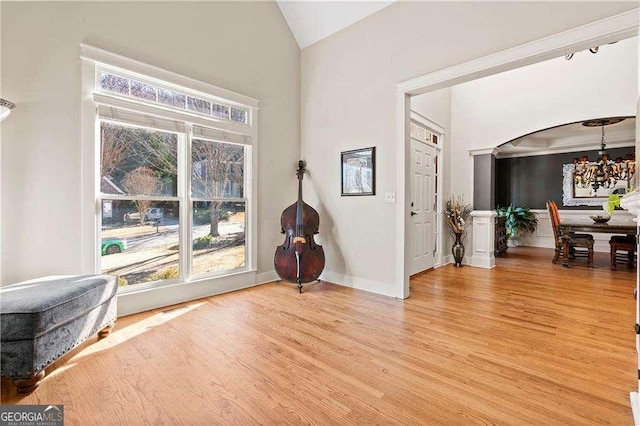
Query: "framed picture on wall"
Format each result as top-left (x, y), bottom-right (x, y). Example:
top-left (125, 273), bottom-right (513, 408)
top-left (341, 147), bottom-right (376, 196)
top-left (562, 162), bottom-right (635, 206)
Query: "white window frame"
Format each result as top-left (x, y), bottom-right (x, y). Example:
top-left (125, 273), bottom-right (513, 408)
top-left (81, 45), bottom-right (259, 311)
top-left (96, 68), bottom-right (250, 125)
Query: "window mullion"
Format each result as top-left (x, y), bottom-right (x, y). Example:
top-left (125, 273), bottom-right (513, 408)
top-left (178, 130), bottom-right (192, 282)
top-left (246, 144), bottom-right (255, 271)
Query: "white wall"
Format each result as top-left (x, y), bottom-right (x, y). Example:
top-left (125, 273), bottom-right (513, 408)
top-left (0, 5), bottom-right (3, 283)
top-left (1, 2), bottom-right (300, 284)
top-left (301, 1), bottom-right (637, 298)
top-left (411, 88), bottom-right (451, 134)
top-left (450, 36), bottom-right (638, 202)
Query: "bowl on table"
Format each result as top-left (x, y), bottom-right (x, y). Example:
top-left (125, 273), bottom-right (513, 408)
top-left (590, 215), bottom-right (610, 224)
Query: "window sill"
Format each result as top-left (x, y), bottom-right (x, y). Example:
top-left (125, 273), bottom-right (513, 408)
top-left (116, 269), bottom-right (259, 317)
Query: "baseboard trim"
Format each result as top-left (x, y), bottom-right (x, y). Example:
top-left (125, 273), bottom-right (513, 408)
top-left (320, 270), bottom-right (401, 299)
top-left (441, 254), bottom-right (475, 268)
top-left (468, 255), bottom-right (496, 269)
top-left (516, 235), bottom-right (624, 253)
top-left (631, 392), bottom-right (640, 426)
top-left (256, 270), bottom-right (279, 285)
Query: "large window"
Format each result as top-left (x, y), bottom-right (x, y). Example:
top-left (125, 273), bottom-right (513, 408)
top-left (82, 45), bottom-right (257, 291)
top-left (191, 139), bottom-right (246, 276)
top-left (100, 122), bottom-right (181, 286)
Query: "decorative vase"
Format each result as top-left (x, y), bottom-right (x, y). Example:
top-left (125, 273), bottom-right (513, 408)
top-left (452, 232), bottom-right (465, 267)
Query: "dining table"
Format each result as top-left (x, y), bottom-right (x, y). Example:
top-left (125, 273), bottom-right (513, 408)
top-left (558, 221), bottom-right (637, 267)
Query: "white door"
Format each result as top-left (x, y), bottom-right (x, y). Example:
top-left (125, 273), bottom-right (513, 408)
top-left (409, 138), bottom-right (436, 275)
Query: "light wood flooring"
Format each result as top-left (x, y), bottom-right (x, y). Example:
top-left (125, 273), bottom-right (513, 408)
top-left (1, 247), bottom-right (637, 424)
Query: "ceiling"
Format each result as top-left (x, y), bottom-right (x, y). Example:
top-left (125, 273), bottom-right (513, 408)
top-left (277, 1), bottom-right (395, 49)
top-left (276, 3), bottom-right (637, 155)
top-left (498, 117), bottom-right (636, 158)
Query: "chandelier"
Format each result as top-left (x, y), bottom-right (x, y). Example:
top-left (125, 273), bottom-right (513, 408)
top-left (0, 99), bottom-right (15, 122)
top-left (565, 41), bottom-right (617, 61)
top-left (572, 117), bottom-right (635, 193)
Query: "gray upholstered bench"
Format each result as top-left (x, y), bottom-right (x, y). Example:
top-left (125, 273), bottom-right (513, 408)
top-left (1, 275), bottom-right (118, 394)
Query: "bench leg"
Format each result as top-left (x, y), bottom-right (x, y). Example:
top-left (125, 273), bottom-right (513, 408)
top-left (13, 370), bottom-right (45, 395)
top-left (98, 323), bottom-right (114, 339)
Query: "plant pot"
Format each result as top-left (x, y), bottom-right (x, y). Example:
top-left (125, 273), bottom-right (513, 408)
top-left (452, 232), bottom-right (465, 267)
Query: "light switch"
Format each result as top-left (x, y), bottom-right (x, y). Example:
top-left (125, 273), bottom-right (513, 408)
top-left (385, 192), bottom-right (396, 203)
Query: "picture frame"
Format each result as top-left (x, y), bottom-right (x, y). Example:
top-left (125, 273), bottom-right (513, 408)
top-left (341, 147), bottom-right (376, 196)
top-left (562, 163), bottom-right (632, 206)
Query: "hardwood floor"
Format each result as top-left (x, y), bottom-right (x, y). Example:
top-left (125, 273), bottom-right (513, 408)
top-left (2, 247), bottom-right (636, 424)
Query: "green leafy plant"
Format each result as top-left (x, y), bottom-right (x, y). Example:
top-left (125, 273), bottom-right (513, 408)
top-left (193, 234), bottom-right (215, 250)
top-left (602, 194), bottom-right (622, 216)
top-left (193, 208), bottom-right (230, 225)
top-left (149, 266), bottom-right (179, 281)
top-left (602, 187), bottom-right (633, 216)
top-left (496, 204), bottom-right (538, 239)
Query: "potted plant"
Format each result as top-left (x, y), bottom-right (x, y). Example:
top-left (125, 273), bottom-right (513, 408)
top-left (495, 204), bottom-right (538, 246)
top-left (444, 196), bottom-right (473, 267)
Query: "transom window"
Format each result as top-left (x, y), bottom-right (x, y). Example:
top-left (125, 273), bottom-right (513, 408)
top-left (99, 71), bottom-right (248, 124)
top-left (82, 45), bottom-right (258, 292)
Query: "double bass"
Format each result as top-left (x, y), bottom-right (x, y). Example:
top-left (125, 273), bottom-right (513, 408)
top-left (274, 161), bottom-right (325, 293)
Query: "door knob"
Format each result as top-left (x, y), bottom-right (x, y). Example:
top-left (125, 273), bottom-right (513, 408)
top-left (410, 211), bottom-right (417, 216)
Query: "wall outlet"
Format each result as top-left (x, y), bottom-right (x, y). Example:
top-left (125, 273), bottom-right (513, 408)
top-left (385, 192), bottom-right (396, 203)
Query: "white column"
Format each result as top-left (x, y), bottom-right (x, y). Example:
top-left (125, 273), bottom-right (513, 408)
top-left (469, 210), bottom-right (497, 269)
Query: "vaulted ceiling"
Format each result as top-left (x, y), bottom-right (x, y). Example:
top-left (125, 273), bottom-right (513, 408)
top-left (276, 1), bottom-right (395, 49)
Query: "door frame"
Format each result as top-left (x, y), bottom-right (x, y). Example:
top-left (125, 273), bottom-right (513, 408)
top-left (409, 111), bottom-right (444, 269)
top-left (395, 9), bottom-right (638, 299)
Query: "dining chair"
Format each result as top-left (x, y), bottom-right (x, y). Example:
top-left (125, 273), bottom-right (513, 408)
top-left (609, 235), bottom-right (637, 270)
top-left (546, 200), bottom-right (594, 267)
